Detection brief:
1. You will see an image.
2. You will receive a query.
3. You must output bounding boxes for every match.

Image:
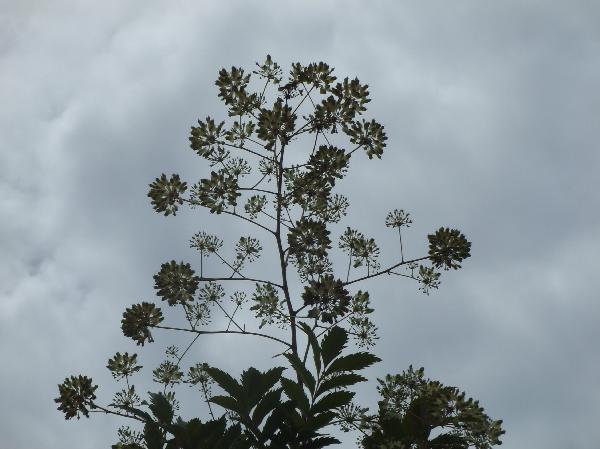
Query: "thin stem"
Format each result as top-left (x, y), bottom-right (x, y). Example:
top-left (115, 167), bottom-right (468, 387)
top-left (89, 404), bottom-right (147, 424)
top-left (214, 252), bottom-right (245, 278)
top-left (388, 270), bottom-right (418, 281)
top-left (213, 300), bottom-right (244, 332)
top-left (348, 143), bottom-right (364, 157)
top-left (220, 141), bottom-right (270, 160)
top-left (198, 275), bottom-right (283, 289)
top-left (346, 250), bottom-right (353, 283)
top-left (227, 302), bottom-right (242, 331)
top-left (221, 210), bottom-right (276, 235)
top-left (153, 324), bottom-right (292, 348)
top-left (343, 255), bottom-right (430, 287)
top-left (291, 85), bottom-right (315, 116)
top-left (176, 333), bottom-right (202, 366)
top-left (239, 187), bottom-right (278, 195)
top-left (259, 79), bottom-right (270, 104)
top-left (261, 210), bottom-right (292, 230)
top-left (250, 172), bottom-right (270, 190)
top-left (274, 127), bottom-right (298, 359)
top-left (398, 228), bottom-right (404, 262)
top-left (200, 381), bottom-right (215, 420)
top-left (315, 314), bottom-right (352, 338)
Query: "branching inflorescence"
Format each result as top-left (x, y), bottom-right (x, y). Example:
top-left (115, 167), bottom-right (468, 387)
top-left (56, 56), bottom-right (503, 449)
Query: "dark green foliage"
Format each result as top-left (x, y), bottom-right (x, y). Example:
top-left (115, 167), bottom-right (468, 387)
top-left (153, 260), bottom-right (200, 306)
top-left (428, 227), bottom-right (472, 270)
top-left (148, 174), bottom-right (187, 216)
top-left (361, 366), bottom-right (505, 449)
top-left (198, 327), bottom-right (378, 448)
top-left (165, 417), bottom-right (246, 449)
top-left (121, 302), bottom-right (163, 346)
top-left (54, 375), bottom-right (98, 419)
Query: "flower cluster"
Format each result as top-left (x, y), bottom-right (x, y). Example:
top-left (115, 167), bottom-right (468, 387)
top-left (190, 231), bottom-right (223, 254)
top-left (428, 227), bottom-right (471, 270)
top-left (302, 275), bottom-right (351, 324)
top-left (106, 352), bottom-right (142, 380)
top-left (385, 209), bottom-right (412, 229)
top-left (121, 302), bottom-right (163, 346)
top-left (154, 260), bottom-right (200, 306)
top-left (147, 174), bottom-right (187, 216)
top-left (54, 375), bottom-right (98, 420)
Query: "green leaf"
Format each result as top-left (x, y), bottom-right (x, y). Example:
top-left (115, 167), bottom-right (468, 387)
top-left (117, 404), bottom-right (152, 422)
top-left (209, 395), bottom-right (240, 414)
top-left (315, 373), bottom-right (366, 397)
top-left (280, 377), bottom-right (310, 415)
top-left (147, 392), bottom-right (174, 424)
top-left (305, 411), bottom-right (336, 431)
top-left (325, 352), bottom-right (380, 376)
top-left (311, 436), bottom-right (341, 448)
top-left (251, 388), bottom-right (282, 427)
top-left (320, 326), bottom-right (348, 367)
top-left (205, 366), bottom-right (243, 399)
top-left (299, 322), bottom-right (321, 375)
top-left (240, 367), bottom-right (264, 409)
top-left (143, 421), bottom-right (165, 449)
top-left (311, 390), bottom-right (354, 415)
top-left (429, 433), bottom-right (469, 449)
top-left (401, 396), bottom-right (431, 441)
top-left (283, 353), bottom-right (316, 394)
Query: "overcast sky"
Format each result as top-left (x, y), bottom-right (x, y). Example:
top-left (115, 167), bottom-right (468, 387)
top-left (1, 1), bottom-right (599, 448)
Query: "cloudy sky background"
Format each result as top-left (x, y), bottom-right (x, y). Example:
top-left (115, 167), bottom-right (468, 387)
top-left (1, 1), bottom-right (599, 447)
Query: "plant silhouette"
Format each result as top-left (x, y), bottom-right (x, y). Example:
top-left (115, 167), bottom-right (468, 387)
top-left (56, 56), bottom-right (504, 449)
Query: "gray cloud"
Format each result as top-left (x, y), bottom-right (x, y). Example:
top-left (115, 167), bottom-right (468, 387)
top-left (1, 1), bottom-right (599, 447)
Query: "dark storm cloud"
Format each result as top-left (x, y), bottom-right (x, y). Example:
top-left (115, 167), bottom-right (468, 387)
top-left (1, 1), bottom-right (598, 448)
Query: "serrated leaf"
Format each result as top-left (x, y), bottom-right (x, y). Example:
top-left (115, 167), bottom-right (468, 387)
top-left (280, 377), bottom-right (310, 415)
top-left (315, 373), bottom-right (366, 397)
top-left (143, 421), bottom-right (165, 449)
top-left (311, 436), bottom-right (341, 448)
top-left (262, 401), bottom-right (290, 440)
top-left (320, 326), bottom-right (348, 368)
top-left (251, 388), bottom-right (282, 427)
top-left (240, 367), bottom-right (263, 409)
top-left (401, 396), bottom-right (431, 440)
top-left (117, 404), bottom-right (152, 422)
top-left (299, 322), bottom-right (321, 375)
top-left (305, 411), bottom-right (336, 431)
top-left (205, 367), bottom-right (243, 400)
top-left (324, 352), bottom-right (380, 376)
top-left (147, 392), bottom-right (174, 424)
top-left (311, 390), bottom-right (354, 415)
top-left (209, 395), bottom-right (240, 414)
top-left (284, 353), bottom-right (316, 394)
top-left (429, 433), bottom-right (469, 449)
